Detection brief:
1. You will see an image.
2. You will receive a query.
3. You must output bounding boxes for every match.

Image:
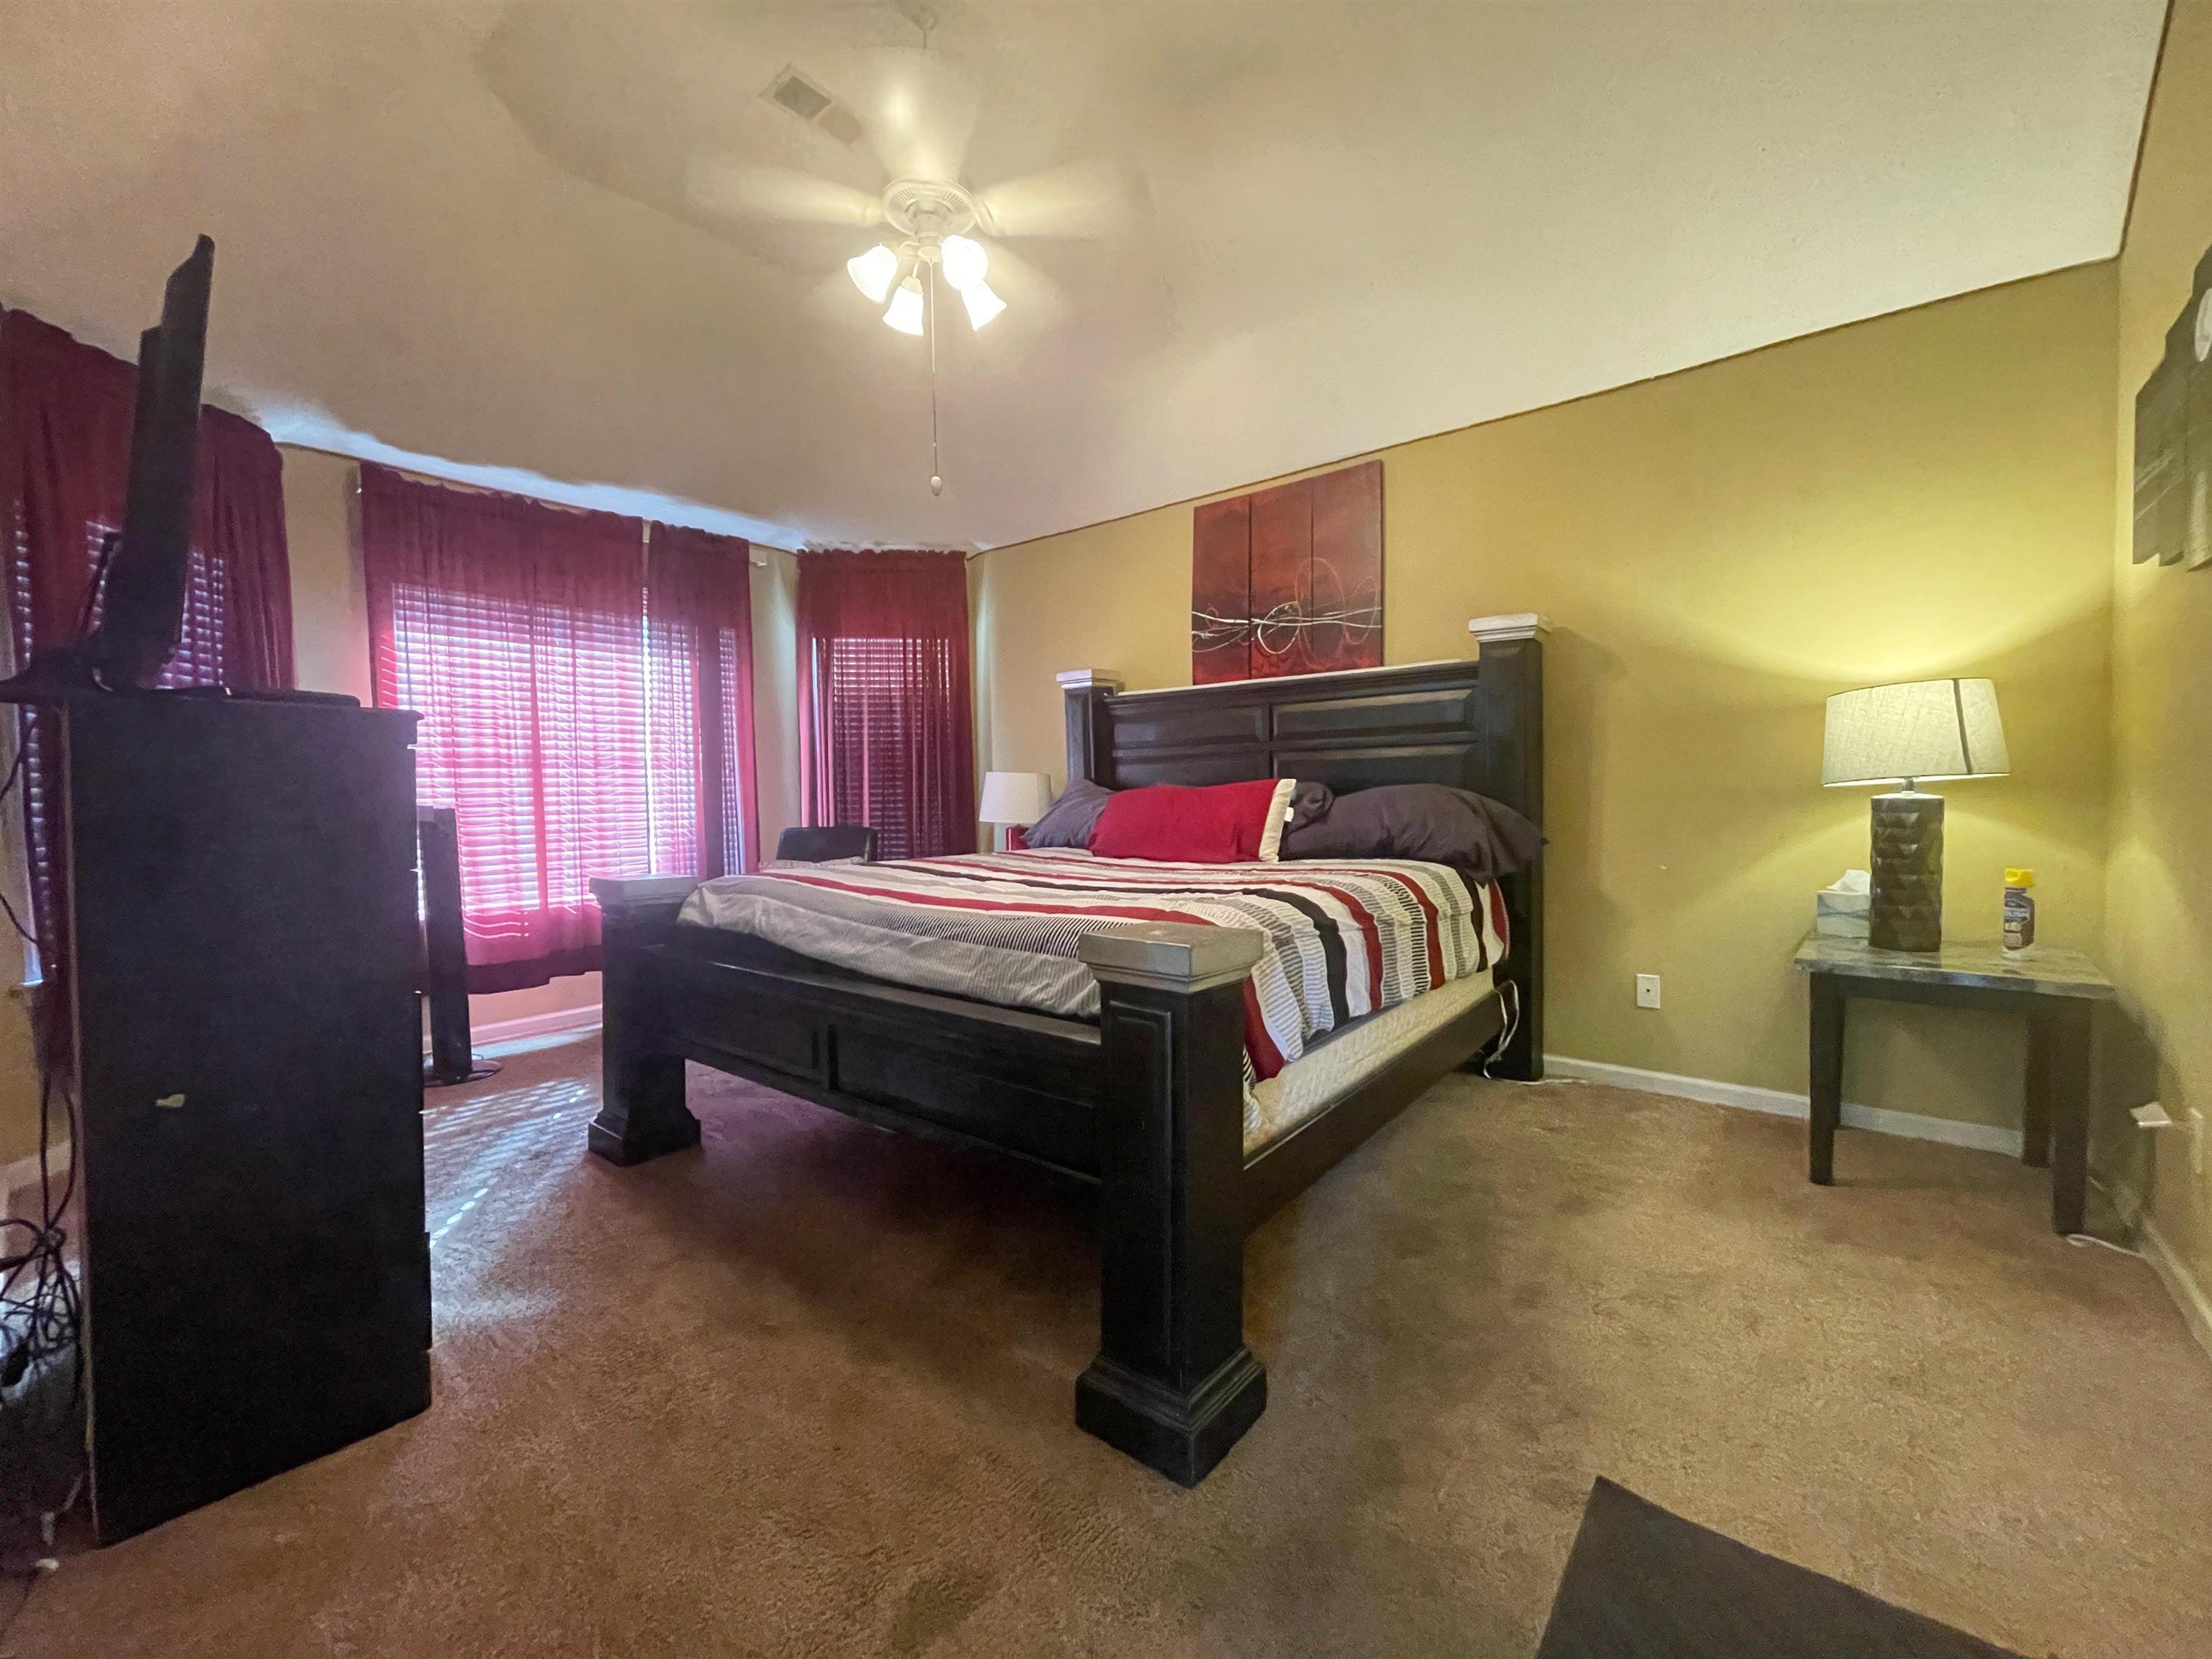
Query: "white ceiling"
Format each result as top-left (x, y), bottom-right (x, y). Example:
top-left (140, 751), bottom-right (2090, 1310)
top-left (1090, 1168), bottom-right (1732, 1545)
top-left (0, 1), bottom-right (2164, 551)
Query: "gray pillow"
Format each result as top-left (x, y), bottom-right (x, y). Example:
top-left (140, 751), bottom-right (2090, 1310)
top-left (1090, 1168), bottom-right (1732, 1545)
top-left (1286, 781), bottom-right (1334, 832)
top-left (1278, 783), bottom-right (1544, 883)
top-left (1026, 778), bottom-right (1115, 848)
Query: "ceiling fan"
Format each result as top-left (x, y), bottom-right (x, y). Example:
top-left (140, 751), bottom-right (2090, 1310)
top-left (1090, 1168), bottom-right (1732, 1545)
top-left (845, 179), bottom-right (1006, 336)
top-left (685, 7), bottom-right (1136, 495)
top-left (699, 155), bottom-right (1132, 324)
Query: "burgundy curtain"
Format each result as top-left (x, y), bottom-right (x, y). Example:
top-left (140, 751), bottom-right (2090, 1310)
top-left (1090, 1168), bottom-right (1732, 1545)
top-left (362, 465), bottom-right (759, 991)
top-left (795, 549), bottom-right (975, 859)
top-left (0, 310), bottom-right (294, 686)
top-left (648, 525), bottom-right (760, 877)
top-left (0, 308), bottom-right (294, 1063)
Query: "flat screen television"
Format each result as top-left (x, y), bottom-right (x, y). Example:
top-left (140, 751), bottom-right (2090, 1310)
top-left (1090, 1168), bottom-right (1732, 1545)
top-left (4, 235), bottom-right (212, 693)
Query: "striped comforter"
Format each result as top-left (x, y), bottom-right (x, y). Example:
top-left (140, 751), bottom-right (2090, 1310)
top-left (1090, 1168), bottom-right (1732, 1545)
top-left (675, 850), bottom-right (1508, 1089)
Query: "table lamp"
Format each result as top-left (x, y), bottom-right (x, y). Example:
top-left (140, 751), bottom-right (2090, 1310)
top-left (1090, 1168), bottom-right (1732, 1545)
top-left (979, 770), bottom-right (1053, 850)
top-left (1821, 678), bottom-right (2008, 953)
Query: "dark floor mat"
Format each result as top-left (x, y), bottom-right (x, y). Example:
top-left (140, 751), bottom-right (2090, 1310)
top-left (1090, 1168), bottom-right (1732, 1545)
top-left (1535, 1478), bottom-right (2032, 1658)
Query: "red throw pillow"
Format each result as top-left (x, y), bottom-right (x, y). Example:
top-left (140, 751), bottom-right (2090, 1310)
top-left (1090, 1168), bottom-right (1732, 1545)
top-left (1089, 778), bottom-right (1296, 863)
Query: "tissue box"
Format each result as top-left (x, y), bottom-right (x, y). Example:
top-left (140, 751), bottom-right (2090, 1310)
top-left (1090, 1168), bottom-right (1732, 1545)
top-left (1815, 883), bottom-right (1870, 938)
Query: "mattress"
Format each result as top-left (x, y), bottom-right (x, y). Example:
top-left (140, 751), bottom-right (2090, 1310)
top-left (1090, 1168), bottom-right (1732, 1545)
top-left (677, 849), bottom-right (1509, 1101)
top-left (1244, 968), bottom-right (1495, 1154)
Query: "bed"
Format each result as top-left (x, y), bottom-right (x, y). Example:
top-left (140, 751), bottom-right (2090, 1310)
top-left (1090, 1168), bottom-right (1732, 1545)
top-left (587, 647), bottom-right (1544, 1485)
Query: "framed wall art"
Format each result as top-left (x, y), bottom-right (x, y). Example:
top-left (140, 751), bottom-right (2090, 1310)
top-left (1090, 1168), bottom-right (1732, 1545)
top-left (1190, 458), bottom-right (1383, 683)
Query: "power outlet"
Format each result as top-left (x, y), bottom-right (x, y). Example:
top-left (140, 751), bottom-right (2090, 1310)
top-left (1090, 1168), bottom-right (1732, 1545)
top-left (1635, 973), bottom-right (1662, 1010)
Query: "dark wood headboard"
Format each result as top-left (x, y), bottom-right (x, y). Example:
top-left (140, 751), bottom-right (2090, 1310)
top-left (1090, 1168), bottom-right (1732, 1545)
top-left (1061, 641), bottom-right (1543, 1080)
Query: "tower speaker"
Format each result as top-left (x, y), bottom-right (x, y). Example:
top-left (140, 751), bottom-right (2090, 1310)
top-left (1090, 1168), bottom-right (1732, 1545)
top-left (418, 806), bottom-right (496, 1087)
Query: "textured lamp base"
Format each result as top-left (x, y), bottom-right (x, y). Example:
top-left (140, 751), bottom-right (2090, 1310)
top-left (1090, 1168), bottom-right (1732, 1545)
top-left (1869, 791), bottom-right (1944, 953)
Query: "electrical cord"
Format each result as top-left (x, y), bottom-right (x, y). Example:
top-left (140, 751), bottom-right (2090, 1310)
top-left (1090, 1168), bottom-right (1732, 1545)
top-left (0, 1069), bottom-right (80, 1395)
top-left (0, 739), bottom-right (37, 948)
top-left (74, 531), bottom-right (117, 641)
top-left (1479, 977), bottom-right (1523, 1080)
top-left (0, 713), bottom-right (81, 1438)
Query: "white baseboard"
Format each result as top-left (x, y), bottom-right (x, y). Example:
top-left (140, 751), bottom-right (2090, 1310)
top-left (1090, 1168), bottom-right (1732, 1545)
top-left (467, 1004), bottom-right (601, 1050)
top-left (2108, 1181), bottom-right (2212, 1367)
top-left (1542, 1053), bottom-right (2026, 1159)
top-left (2141, 1217), bottom-right (2212, 1364)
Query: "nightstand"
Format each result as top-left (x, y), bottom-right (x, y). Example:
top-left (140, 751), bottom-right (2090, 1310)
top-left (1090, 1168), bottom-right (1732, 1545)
top-left (1791, 932), bottom-right (2116, 1233)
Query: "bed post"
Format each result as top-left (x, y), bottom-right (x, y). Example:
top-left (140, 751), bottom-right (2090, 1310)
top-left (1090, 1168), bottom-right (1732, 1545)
top-left (1057, 669), bottom-right (1121, 786)
top-left (1074, 925), bottom-right (1268, 1486)
top-left (1471, 629), bottom-right (1545, 1082)
top-left (587, 876), bottom-right (703, 1166)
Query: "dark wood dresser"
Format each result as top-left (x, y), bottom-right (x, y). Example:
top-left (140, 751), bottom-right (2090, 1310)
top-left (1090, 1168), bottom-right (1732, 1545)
top-left (57, 692), bottom-right (428, 1542)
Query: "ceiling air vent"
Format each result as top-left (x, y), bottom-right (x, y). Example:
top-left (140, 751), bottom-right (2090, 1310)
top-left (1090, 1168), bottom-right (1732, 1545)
top-left (765, 67), bottom-right (864, 148)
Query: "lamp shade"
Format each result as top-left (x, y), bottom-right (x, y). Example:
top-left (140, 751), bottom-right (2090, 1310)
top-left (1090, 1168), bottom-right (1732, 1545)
top-left (846, 243), bottom-right (900, 305)
top-left (883, 276), bottom-right (925, 336)
top-left (961, 280), bottom-right (1006, 331)
top-left (1822, 678), bottom-right (2009, 787)
top-left (940, 234), bottom-right (989, 292)
top-left (978, 771), bottom-right (1054, 825)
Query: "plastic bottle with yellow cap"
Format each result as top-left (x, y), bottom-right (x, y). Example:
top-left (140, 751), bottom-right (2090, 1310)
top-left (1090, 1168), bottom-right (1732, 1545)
top-left (2002, 868), bottom-right (2036, 957)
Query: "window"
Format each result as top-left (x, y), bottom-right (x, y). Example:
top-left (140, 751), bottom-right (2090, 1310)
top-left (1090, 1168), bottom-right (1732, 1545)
top-left (361, 466), bottom-right (755, 992)
top-left (813, 634), bottom-right (964, 859)
top-left (795, 550), bottom-right (975, 861)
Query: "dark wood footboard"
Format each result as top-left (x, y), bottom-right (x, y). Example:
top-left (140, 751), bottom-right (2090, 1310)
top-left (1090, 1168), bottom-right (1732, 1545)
top-left (588, 876), bottom-right (1103, 1180)
top-left (588, 877), bottom-right (1514, 1485)
top-left (590, 880), bottom-right (1288, 1484)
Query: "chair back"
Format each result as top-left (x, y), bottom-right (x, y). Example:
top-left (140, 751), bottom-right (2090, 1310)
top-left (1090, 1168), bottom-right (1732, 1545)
top-left (775, 825), bottom-right (878, 863)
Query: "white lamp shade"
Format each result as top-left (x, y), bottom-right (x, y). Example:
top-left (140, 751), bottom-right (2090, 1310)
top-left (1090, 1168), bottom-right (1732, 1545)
top-left (979, 770), bottom-right (1054, 824)
top-left (940, 234), bottom-right (989, 292)
top-left (961, 281), bottom-right (1006, 331)
top-left (883, 275), bottom-right (925, 336)
top-left (847, 243), bottom-right (900, 304)
top-left (1822, 678), bottom-right (2009, 787)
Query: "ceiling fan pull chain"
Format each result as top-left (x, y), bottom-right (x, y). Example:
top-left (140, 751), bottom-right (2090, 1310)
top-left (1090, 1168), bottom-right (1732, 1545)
top-left (927, 261), bottom-right (944, 496)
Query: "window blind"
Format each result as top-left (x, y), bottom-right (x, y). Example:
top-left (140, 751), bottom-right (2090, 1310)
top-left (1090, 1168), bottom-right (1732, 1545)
top-left (362, 465), bottom-right (756, 992)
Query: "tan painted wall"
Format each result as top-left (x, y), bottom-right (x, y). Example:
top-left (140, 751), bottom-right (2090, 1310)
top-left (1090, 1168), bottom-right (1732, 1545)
top-left (0, 450), bottom-right (801, 1170)
top-left (752, 545), bottom-right (802, 854)
top-left (2106, 1), bottom-right (2212, 1301)
top-left (979, 267), bottom-right (2118, 1131)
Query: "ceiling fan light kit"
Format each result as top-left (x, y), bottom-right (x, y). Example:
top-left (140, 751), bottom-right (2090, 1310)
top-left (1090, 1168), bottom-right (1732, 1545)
top-left (845, 242), bottom-right (901, 305)
top-left (960, 281), bottom-right (1006, 331)
top-left (939, 233), bottom-right (988, 292)
top-left (884, 274), bottom-right (927, 336)
top-left (829, 180), bottom-right (1020, 497)
top-left (843, 181), bottom-right (1006, 336)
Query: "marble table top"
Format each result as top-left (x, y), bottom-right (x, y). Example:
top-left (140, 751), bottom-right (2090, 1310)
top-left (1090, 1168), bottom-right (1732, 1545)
top-left (1791, 930), bottom-right (2115, 999)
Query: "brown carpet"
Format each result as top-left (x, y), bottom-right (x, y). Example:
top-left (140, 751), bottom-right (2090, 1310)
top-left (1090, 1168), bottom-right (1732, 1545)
top-left (5, 1038), bottom-right (2209, 1658)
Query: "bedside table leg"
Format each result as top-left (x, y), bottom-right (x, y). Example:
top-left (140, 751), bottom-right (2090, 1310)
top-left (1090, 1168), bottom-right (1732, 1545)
top-left (2037, 1003), bottom-right (2092, 1236)
top-left (2022, 1014), bottom-right (2053, 1169)
top-left (1809, 974), bottom-right (1845, 1185)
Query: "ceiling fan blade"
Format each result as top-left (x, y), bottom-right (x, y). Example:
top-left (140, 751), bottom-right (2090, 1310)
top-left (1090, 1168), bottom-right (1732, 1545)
top-left (688, 159), bottom-right (883, 228)
top-left (976, 160), bottom-right (1138, 240)
top-left (853, 45), bottom-right (980, 186)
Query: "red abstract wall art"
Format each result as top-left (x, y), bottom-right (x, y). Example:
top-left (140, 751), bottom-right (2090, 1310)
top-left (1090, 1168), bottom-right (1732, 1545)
top-left (1191, 459), bottom-right (1382, 683)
